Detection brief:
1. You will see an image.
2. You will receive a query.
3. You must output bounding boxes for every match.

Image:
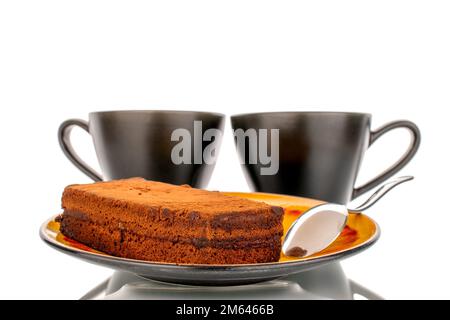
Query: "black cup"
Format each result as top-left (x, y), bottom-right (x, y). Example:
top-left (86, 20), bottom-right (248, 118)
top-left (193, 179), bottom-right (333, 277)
top-left (58, 110), bottom-right (225, 188)
top-left (231, 112), bottom-right (420, 204)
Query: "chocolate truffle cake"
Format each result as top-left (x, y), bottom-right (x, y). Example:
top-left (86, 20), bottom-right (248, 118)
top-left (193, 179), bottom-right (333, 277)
top-left (59, 178), bottom-right (284, 264)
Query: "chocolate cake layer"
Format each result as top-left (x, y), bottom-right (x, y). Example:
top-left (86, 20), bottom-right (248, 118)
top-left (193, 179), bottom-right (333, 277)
top-left (59, 178), bottom-right (284, 264)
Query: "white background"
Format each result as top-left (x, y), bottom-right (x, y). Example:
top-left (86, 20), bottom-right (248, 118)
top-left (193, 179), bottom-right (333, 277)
top-left (0, 1), bottom-right (449, 299)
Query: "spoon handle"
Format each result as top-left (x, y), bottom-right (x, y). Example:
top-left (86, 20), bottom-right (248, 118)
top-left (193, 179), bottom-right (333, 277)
top-left (348, 176), bottom-right (414, 213)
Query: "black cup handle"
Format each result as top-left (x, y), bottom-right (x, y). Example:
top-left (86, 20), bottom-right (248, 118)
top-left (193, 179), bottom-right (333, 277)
top-left (58, 119), bottom-right (103, 182)
top-left (352, 120), bottom-right (421, 200)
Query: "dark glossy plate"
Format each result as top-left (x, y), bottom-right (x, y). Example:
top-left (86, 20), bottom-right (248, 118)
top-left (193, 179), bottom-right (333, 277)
top-left (40, 192), bottom-right (380, 286)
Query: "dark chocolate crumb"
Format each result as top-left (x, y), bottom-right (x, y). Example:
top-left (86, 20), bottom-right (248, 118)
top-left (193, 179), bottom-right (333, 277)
top-left (286, 246), bottom-right (308, 257)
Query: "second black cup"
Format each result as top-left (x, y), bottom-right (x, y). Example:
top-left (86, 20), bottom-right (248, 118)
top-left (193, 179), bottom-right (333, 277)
top-left (58, 110), bottom-right (225, 188)
top-left (231, 112), bottom-right (420, 204)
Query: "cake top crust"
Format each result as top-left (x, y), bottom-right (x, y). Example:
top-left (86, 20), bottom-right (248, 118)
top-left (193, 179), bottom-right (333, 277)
top-left (64, 178), bottom-right (279, 215)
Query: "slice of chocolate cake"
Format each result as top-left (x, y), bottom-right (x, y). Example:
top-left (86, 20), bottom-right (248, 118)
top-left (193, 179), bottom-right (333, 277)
top-left (59, 178), bottom-right (284, 264)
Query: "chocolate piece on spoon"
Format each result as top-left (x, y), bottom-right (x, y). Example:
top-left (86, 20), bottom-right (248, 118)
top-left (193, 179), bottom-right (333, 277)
top-left (285, 246), bottom-right (308, 258)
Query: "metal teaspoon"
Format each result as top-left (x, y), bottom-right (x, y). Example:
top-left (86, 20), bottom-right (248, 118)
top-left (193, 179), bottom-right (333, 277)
top-left (282, 176), bottom-right (414, 258)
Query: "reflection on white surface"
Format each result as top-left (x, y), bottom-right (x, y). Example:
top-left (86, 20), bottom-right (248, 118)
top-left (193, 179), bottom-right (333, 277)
top-left (85, 264), bottom-right (382, 300)
top-left (98, 263), bottom-right (356, 300)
